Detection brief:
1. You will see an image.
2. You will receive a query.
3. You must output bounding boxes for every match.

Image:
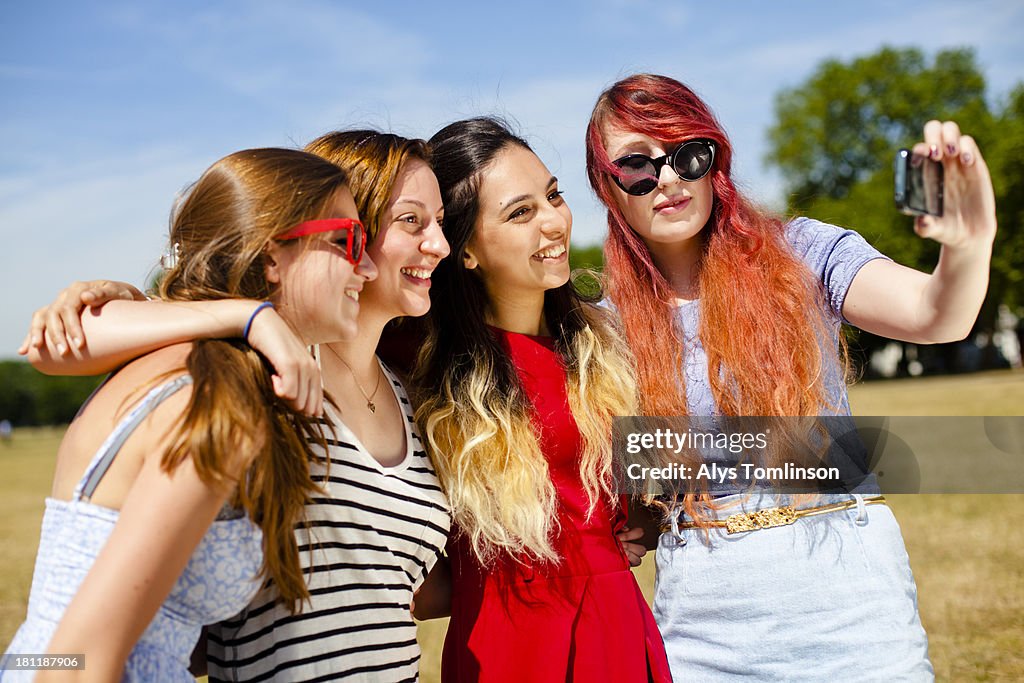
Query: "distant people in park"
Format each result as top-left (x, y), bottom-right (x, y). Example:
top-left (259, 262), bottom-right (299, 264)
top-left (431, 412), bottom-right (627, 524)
top-left (584, 73), bottom-right (995, 680)
top-left (3, 147), bottom-right (377, 681)
top-left (995, 304), bottom-right (1022, 368)
top-left (0, 419), bottom-right (11, 444)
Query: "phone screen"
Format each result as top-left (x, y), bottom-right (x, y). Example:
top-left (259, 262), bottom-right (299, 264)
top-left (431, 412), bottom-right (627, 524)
top-left (894, 149), bottom-right (943, 217)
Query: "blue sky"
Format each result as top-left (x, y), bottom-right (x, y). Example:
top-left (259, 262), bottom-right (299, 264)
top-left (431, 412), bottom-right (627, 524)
top-left (2, 0), bottom-right (1022, 356)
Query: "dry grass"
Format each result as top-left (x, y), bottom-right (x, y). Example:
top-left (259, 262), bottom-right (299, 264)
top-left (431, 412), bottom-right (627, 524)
top-left (883, 494), bottom-right (1024, 681)
top-left (847, 368), bottom-right (1024, 416)
top-left (2, 371), bottom-right (1022, 681)
top-left (0, 428), bottom-right (60, 642)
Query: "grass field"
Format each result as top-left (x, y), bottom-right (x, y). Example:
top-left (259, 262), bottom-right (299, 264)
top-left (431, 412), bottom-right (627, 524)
top-left (1, 370), bottom-right (1022, 681)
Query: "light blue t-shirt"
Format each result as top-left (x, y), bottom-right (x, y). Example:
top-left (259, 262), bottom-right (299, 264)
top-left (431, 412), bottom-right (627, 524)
top-left (655, 217), bottom-right (887, 495)
top-left (676, 217), bottom-right (888, 416)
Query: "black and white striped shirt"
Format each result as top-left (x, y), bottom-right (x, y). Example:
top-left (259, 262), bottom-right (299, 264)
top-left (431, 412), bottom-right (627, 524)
top-left (207, 362), bottom-right (450, 682)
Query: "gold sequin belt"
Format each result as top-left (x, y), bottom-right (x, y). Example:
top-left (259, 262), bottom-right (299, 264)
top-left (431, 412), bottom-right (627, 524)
top-left (664, 495), bottom-right (887, 535)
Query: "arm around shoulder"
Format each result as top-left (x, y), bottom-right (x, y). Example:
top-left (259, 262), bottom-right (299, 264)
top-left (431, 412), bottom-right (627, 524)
top-left (25, 299), bottom-right (261, 376)
top-left (412, 555), bottom-right (452, 620)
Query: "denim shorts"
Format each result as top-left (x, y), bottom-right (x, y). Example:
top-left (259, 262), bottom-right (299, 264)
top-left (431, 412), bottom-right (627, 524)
top-left (654, 493), bottom-right (934, 682)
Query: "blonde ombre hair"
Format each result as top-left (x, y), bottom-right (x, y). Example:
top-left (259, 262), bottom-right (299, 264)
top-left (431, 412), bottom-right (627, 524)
top-left (415, 118), bottom-right (638, 564)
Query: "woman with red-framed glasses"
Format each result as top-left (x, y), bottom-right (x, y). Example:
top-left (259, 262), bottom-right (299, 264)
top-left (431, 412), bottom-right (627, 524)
top-left (16, 133), bottom-right (455, 681)
top-left (584, 73), bottom-right (996, 681)
top-left (3, 148), bottom-right (377, 681)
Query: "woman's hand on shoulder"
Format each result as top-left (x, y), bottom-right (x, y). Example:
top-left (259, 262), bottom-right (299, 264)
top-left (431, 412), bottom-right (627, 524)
top-left (911, 120), bottom-right (996, 250)
top-left (18, 280), bottom-right (145, 357)
top-left (243, 306), bottom-right (323, 417)
top-left (19, 292), bottom-right (323, 416)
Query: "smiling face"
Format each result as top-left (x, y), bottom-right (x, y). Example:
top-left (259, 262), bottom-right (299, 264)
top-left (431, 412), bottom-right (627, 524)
top-left (463, 144), bottom-right (571, 301)
top-left (266, 186), bottom-right (378, 344)
top-left (602, 123), bottom-right (715, 250)
top-left (361, 158), bottom-right (449, 321)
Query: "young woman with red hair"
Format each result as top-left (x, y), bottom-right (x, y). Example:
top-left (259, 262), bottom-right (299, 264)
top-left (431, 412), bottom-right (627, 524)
top-left (586, 74), bottom-right (995, 680)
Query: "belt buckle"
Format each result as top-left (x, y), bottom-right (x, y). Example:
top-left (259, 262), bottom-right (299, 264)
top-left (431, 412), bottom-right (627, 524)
top-left (724, 505), bottom-right (797, 534)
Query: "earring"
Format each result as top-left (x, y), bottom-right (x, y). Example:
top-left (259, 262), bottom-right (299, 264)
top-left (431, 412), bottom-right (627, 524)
top-left (160, 242), bottom-right (180, 270)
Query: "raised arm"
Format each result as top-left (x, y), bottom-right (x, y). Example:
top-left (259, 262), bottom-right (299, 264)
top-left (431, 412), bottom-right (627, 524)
top-left (843, 121), bottom-right (996, 343)
top-left (25, 298), bottom-right (263, 373)
top-left (22, 292), bottom-right (323, 416)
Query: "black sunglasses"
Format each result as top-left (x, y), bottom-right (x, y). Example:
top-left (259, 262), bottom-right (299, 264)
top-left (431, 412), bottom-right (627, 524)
top-left (611, 139), bottom-right (716, 196)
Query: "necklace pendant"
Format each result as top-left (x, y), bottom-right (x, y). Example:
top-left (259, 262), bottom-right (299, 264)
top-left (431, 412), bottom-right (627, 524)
top-left (367, 400), bottom-right (376, 413)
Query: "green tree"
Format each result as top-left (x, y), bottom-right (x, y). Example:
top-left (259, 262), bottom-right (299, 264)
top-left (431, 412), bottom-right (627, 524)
top-left (0, 361), bottom-right (104, 427)
top-left (985, 84), bottom-right (1024, 314)
top-left (769, 47), bottom-right (991, 207)
top-left (767, 46), bottom-right (1023, 372)
top-left (569, 243), bottom-right (604, 271)
top-left (569, 243), bottom-right (605, 298)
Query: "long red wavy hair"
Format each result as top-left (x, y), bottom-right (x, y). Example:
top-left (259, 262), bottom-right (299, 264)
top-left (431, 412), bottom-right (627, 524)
top-left (585, 74), bottom-right (843, 420)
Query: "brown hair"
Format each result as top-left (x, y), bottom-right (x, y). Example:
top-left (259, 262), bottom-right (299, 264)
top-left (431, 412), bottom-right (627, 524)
top-left (158, 147), bottom-right (348, 611)
top-left (304, 130), bottom-right (431, 240)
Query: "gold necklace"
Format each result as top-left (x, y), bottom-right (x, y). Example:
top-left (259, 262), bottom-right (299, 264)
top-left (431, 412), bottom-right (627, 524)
top-left (325, 345), bottom-right (383, 413)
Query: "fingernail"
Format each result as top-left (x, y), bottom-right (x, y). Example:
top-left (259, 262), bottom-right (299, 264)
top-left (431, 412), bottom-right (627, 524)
top-left (962, 151), bottom-right (974, 165)
top-left (72, 337), bottom-right (82, 348)
top-left (929, 145), bottom-right (940, 159)
top-left (946, 144), bottom-right (956, 156)
top-left (57, 343), bottom-right (66, 355)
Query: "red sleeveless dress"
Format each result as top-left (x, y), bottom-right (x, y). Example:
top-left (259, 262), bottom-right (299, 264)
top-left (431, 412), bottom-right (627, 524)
top-left (441, 329), bottom-right (672, 682)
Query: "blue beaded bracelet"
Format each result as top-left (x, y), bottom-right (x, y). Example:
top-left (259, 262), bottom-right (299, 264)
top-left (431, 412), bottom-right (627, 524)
top-left (243, 301), bottom-right (275, 342)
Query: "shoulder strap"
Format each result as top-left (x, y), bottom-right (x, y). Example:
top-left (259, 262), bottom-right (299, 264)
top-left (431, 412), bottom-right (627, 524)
top-left (73, 375), bottom-right (194, 502)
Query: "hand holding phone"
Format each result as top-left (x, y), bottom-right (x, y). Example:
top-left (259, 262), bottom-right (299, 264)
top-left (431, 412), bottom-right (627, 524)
top-left (894, 149), bottom-right (943, 217)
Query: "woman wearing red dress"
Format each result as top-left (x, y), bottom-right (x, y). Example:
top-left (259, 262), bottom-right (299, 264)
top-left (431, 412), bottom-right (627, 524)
top-left (414, 117), bottom-right (672, 683)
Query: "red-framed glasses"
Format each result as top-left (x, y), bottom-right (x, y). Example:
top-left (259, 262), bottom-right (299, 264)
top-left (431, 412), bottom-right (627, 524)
top-left (275, 218), bottom-right (366, 265)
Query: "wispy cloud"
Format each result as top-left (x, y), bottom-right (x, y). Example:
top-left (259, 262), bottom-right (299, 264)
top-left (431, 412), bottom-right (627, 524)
top-left (0, 149), bottom-right (213, 353)
top-left (582, 0), bottom-right (692, 32)
top-left (106, 0), bottom-right (435, 100)
top-left (2, 0), bottom-right (1021, 356)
